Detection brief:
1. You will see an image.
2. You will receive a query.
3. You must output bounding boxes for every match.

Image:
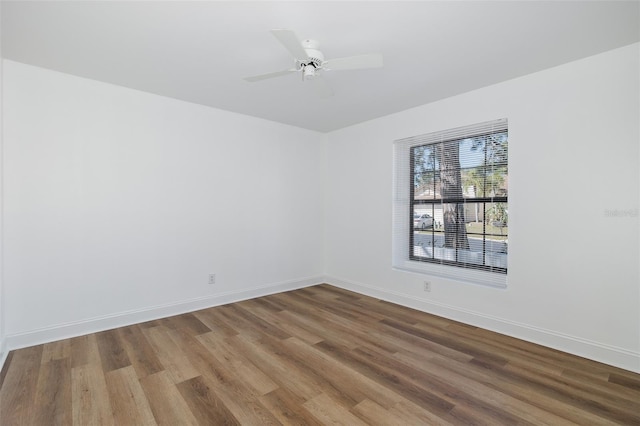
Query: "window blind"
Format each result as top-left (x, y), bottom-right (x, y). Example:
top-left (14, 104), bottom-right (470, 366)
top-left (392, 118), bottom-right (508, 288)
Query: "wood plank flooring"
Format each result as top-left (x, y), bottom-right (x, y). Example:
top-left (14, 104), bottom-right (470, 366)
top-left (1, 284), bottom-right (639, 425)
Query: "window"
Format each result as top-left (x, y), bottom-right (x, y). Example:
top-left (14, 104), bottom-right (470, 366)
top-left (393, 119), bottom-right (508, 287)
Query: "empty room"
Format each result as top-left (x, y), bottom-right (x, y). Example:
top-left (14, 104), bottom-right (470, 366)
top-left (0, 1), bottom-right (639, 425)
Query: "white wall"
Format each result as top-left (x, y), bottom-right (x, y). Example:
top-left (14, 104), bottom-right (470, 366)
top-left (324, 43), bottom-right (640, 372)
top-left (2, 61), bottom-right (325, 348)
top-left (0, 3), bottom-right (5, 368)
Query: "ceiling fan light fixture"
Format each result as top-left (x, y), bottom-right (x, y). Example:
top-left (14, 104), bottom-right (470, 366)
top-left (303, 64), bottom-right (316, 80)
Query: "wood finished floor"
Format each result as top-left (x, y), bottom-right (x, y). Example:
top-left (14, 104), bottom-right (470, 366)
top-left (1, 284), bottom-right (639, 425)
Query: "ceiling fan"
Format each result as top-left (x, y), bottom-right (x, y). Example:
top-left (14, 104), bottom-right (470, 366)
top-left (244, 29), bottom-right (383, 97)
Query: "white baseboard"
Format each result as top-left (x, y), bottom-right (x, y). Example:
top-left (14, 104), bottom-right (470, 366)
top-left (4, 274), bottom-right (638, 374)
top-left (0, 339), bottom-right (7, 375)
top-left (3, 275), bottom-right (324, 353)
top-left (324, 275), bottom-right (640, 374)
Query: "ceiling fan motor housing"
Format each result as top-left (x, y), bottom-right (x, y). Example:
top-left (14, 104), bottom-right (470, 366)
top-left (301, 39), bottom-right (324, 69)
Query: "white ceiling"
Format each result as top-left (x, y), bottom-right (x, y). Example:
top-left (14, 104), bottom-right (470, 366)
top-left (2, 1), bottom-right (639, 133)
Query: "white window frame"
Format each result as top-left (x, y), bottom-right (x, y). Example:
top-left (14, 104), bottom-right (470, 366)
top-left (392, 118), bottom-right (508, 288)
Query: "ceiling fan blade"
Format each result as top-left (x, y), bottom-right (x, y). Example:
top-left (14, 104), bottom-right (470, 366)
top-left (324, 53), bottom-right (383, 71)
top-left (244, 69), bottom-right (297, 82)
top-left (270, 29), bottom-right (309, 60)
top-left (313, 76), bottom-right (333, 99)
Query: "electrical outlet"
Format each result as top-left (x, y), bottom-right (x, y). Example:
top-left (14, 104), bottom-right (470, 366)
top-left (208, 274), bottom-right (216, 285)
top-left (424, 281), bottom-right (431, 292)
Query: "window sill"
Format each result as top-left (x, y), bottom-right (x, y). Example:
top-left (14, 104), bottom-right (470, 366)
top-left (393, 259), bottom-right (507, 289)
